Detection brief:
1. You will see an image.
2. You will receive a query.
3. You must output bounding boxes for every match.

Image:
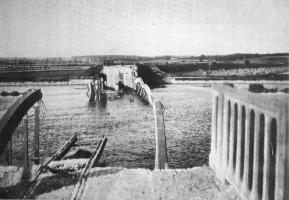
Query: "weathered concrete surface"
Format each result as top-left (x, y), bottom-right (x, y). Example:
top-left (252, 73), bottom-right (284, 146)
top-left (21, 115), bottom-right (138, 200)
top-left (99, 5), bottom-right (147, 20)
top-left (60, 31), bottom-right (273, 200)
top-left (34, 166), bottom-right (240, 200)
top-left (0, 165), bottom-right (39, 198)
top-left (35, 167), bottom-right (123, 200)
top-left (0, 160), bottom-right (240, 199)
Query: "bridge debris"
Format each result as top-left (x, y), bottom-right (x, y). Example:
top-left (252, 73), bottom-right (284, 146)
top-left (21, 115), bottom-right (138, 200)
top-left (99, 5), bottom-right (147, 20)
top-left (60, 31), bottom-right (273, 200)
top-left (71, 134), bottom-right (108, 200)
top-left (0, 89), bottom-right (42, 155)
top-left (24, 134), bottom-right (78, 199)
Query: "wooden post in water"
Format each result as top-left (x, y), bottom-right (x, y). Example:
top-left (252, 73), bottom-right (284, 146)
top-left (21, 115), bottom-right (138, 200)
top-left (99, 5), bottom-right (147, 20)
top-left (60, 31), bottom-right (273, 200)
top-left (23, 116), bottom-right (29, 168)
top-left (4, 139), bottom-right (12, 165)
top-left (153, 101), bottom-right (168, 169)
top-left (34, 105), bottom-right (40, 164)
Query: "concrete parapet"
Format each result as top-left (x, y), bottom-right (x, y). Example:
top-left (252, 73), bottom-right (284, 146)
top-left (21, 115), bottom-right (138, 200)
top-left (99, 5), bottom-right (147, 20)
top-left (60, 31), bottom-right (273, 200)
top-left (135, 77), bottom-right (153, 106)
top-left (210, 84), bottom-right (288, 200)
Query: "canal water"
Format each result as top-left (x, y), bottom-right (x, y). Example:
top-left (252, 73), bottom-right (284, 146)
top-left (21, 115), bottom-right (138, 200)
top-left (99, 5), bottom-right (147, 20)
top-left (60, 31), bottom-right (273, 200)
top-left (1, 83), bottom-right (212, 169)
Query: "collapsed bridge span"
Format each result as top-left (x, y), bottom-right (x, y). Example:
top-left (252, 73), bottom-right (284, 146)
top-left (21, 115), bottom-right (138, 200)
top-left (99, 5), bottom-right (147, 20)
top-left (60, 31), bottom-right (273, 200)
top-left (0, 89), bottom-right (42, 154)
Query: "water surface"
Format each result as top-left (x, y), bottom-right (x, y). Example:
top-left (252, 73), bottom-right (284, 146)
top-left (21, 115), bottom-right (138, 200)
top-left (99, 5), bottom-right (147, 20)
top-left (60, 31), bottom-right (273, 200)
top-left (1, 83), bottom-right (212, 169)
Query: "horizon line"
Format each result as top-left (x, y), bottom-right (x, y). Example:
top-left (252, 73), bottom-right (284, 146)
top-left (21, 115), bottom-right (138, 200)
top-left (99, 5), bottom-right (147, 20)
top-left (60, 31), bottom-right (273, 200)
top-left (1, 52), bottom-right (289, 59)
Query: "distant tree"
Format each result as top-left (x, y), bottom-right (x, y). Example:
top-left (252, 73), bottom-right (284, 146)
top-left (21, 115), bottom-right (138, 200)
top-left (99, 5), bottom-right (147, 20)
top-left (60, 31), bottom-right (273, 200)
top-left (199, 54), bottom-right (205, 62)
top-left (245, 60), bottom-right (250, 66)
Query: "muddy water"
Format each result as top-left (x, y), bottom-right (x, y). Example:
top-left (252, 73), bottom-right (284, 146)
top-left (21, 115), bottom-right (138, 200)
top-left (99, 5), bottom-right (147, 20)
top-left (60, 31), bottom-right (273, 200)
top-left (0, 84), bottom-right (212, 169)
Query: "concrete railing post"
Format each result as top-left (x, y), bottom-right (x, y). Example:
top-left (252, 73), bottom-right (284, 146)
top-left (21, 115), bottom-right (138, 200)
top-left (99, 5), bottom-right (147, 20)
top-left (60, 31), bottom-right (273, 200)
top-left (235, 103), bottom-right (242, 184)
top-left (222, 98), bottom-right (229, 171)
top-left (216, 93), bottom-right (224, 178)
top-left (275, 106), bottom-right (287, 200)
top-left (34, 105), bottom-right (40, 164)
top-left (242, 107), bottom-right (251, 192)
top-left (262, 117), bottom-right (271, 200)
top-left (229, 101), bottom-right (236, 176)
top-left (251, 111), bottom-right (260, 200)
top-left (153, 101), bottom-right (169, 170)
top-left (209, 94), bottom-right (218, 170)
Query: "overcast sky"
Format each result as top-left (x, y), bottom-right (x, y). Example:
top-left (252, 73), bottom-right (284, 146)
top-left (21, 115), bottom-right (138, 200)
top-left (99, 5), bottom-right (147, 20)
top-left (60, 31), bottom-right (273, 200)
top-left (0, 0), bottom-right (288, 57)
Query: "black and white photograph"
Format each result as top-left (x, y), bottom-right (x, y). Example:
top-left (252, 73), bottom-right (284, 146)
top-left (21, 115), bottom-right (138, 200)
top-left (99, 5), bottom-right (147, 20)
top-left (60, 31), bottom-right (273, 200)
top-left (0, 0), bottom-right (288, 199)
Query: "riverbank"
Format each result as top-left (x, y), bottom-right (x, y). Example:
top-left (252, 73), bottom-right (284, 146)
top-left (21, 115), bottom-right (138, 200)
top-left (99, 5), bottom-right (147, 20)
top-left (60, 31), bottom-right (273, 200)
top-left (1, 63), bottom-right (288, 84)
top-left (170, 74), bottom-right (289, 81)
top-left (166, 79), bottom-right (289, 89)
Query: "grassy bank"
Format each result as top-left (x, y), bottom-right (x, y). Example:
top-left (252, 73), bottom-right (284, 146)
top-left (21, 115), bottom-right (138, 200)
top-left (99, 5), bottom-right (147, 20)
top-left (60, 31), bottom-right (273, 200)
top-left (137, 63), bottom-right (289, 83)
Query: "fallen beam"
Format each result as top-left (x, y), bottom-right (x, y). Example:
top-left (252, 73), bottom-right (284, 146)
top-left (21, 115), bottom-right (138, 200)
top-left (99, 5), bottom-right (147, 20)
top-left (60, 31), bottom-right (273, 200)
top-left (71, 134), bottom-right (108, 200)
top-left (23, 134), bottom-right (78, 199)
top-left (53, 134), bottom-right (78, 161)
top-left (153, 101), bottom-right (169, 169)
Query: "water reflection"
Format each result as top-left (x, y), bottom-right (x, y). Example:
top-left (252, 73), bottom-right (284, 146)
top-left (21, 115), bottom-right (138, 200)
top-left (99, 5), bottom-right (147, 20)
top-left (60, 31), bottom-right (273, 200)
top-left (99, 93), bottom-right (107, 107)
top-left (86, 94), bottom-right (108, 114)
